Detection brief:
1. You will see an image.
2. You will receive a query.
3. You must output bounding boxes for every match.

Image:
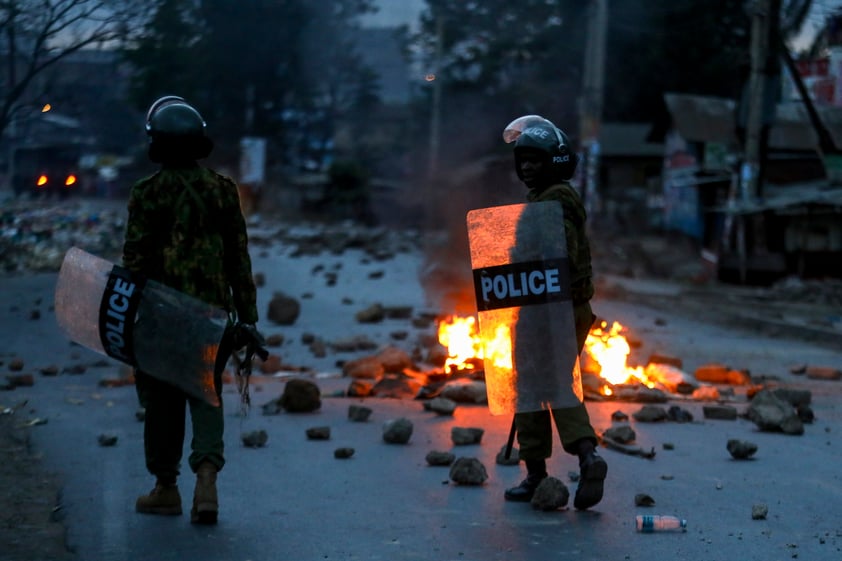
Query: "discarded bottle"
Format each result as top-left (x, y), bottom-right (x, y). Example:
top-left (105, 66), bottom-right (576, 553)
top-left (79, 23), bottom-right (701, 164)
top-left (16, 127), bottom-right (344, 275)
top-left (635, 514), bottom-right (687, 533)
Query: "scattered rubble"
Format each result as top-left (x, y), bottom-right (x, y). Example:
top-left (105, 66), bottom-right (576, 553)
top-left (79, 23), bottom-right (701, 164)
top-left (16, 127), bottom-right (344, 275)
top-left (382, 417), bottom-right (413, 444)
top-left (347, 404), bottom-right (372, 422)
top-left (727, 439), bottom-right (758, 460)
top-left (0, 201), bottom-right (125, 273)
top-left (451, 427), bottom-right (484, 445)
top-left (334, 447), bottom-right (354, 459)
top-left (242, 430), bottom-right (268, 448)
top-left (97, 434), bottom-right (118, 447)
top-left (531, 477), bottom-right (569, 511)
top-left (306, 426), bottom-right (331, 440)
top-left (448, 457), bottom-right (488, 485)
top-left (426, 451), bottom-right (456, 466)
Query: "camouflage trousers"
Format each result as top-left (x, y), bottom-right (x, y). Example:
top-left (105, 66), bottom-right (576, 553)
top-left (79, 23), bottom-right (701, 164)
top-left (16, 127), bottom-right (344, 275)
top-left (135, 371), bottom-right (225, 483)
top-left (514, 302), bottom-right (598, 460)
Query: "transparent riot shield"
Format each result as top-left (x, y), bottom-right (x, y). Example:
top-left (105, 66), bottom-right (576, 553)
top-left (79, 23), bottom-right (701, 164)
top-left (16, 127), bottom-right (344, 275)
top-left (54, 247), bottom-right (229, 406)
top-left (466, 202), bottom-right (584, 415)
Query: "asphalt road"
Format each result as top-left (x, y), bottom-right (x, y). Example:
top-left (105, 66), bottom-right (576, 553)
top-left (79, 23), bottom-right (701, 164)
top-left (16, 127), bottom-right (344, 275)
top-left (2, 266), bottom-right (842, 561)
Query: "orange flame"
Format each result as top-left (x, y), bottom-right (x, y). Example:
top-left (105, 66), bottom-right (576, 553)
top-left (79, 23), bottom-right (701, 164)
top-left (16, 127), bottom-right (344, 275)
top-left (584, 321), bottom-right (649, 395)
top-left (437, 316), bottom-right (659, 396)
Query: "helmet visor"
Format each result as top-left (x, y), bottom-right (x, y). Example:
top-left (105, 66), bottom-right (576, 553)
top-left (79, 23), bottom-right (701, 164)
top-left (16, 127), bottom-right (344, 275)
top-left (502, 115), bottom-right (554, 144)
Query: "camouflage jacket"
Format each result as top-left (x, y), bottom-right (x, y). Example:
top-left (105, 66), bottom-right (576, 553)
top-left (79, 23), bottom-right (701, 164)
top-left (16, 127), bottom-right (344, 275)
top-left (527, 182), bottom-right (594, 304)
top-left (122, 164), bottom-right (258, 324)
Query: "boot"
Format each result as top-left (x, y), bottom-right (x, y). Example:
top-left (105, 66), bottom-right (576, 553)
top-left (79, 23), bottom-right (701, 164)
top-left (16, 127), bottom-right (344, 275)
top-left (136, 481), bottom-right (182, 515)
top-left (504, 459), bottom-right (547, 502)
top-left (191, 461), bottom-right (218, 525)
top-left (574, 449), bottom-right (607, 510)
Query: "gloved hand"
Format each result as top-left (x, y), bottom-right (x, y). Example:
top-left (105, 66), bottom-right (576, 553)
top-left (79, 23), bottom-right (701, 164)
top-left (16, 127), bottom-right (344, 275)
top-left (232, 323), bottom-right (268, 359)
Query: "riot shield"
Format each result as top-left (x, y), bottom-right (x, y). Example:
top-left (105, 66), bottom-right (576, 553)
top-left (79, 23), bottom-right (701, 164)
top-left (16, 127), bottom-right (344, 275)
top-left (54, 247), bottom-right (229, 406)
top-left (467, 202), bottom-right (584, 415)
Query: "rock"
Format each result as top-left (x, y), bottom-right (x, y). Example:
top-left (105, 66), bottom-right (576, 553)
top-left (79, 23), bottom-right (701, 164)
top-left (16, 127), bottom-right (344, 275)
top-left (632, 405), bottom-right (668, 422)
top-left (39, 365), bottom-right (59, 377)
top-left (258, 354), bottom-right (283, 374)
top-left (747, 389), bottom-right (804, 435)
top-left (242, 430), bottom-right (268, 448)
top-left (423, 397), bottom-right (457, 416)
top-left (611, 410), bottom-right (629, 422)
top-left (603, 424), bottom-right (636, 443)
top-left (8, 358), bottom-right (24, 372)
top-left (691, 385), bottom-right (721, 401)
top-left (439, 379), bottom-right (488, 404)
top-left (279, 378), bottom-right (321, 413)
top-left (376, 346), bottom-right (413, 373)
top-left (265, 333), bottom-right (285, 347)
top-left (6, 374), bottom-right (34, 388)
top-left (334, 447), bottom-right (355, 459)
top-left (426, 450), bottom-right (456, 466)
top-left (805, 366), bottom-right (841, 380)
top-left (703, 405), bottom-right (738, 420)
top-left (371, 375), bottom-right (422, 399)
top-left (342, 356), bottom-right (385, 379)
top-left (727, 439), bottom-right (758, 460)
top-left (667, 405), bottom-right (693, 423)
top-left (266, 292), bottom-right (301, 325)
top-left (646, 353), bottom-right (683, 370)
top-left (772, 387), bottom-right (812, 408)
top-left (347, 380), bottom-right (374, 397)
top-left (496, 444), bottom-right (520, 466)
top-left (634, 493), bottom-right (656, 506)
top-left (643, 363), bottom-right (698, 394)
top-left (347, 404), bottom-right (373, 422)
top-left (694, 363), bottom-right (752, 385)
top-left (355, 303), bottom-right (385, 323)
top-left (449, 457), bottom-right (488, 485)
top-left (751, 503), bottom-right (768, 520)
top-left (97, 434), bottom-right (118, 447)
top-left (306, 426), bottom-right (331, 440)
top-left (383, 417), bottom-right (413, 444)
top-left (531, 477), bottom-right (569, 511)
top-left (451, 427), bottom-right (484, 445)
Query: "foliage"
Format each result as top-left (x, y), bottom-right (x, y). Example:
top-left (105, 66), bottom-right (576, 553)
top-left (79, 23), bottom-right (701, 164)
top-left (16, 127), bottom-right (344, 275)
top-left (122, 0), bottom-right (379, 169)
top-left (413, 0), bottom-right (816, 166)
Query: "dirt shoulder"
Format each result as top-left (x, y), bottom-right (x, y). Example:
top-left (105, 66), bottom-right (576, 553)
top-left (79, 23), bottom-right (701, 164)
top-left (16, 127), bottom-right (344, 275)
top-left (0, 407), bottom-right (73, 561)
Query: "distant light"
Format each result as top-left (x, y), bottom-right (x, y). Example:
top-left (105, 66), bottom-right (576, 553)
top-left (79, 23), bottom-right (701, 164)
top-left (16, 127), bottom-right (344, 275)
top-left (425, 74), bottom-right (436, 82)
top-left (41, 104), bottom-right (51, 112)
top-left (37, 175), bottom-right (48, 186)
top-left (65, 174), bottom-right (77, 186)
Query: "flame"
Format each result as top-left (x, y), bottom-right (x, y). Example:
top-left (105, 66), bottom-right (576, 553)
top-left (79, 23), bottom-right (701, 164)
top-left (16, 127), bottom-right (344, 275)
top-left (437, 316), bottom-right (660, 397)
top-left (584, 321), bottom-right (648, 395)
top-left (437, 315), bottom-right (483, 372)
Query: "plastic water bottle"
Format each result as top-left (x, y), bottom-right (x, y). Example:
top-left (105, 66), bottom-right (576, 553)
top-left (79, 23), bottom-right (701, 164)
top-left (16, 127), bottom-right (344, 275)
top-left (635, 514), bottom-right (687, 533)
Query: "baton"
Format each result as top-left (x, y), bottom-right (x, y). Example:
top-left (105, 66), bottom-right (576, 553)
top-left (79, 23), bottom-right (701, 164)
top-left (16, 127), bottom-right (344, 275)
top-left (504, 415), bottom-right (517, 459)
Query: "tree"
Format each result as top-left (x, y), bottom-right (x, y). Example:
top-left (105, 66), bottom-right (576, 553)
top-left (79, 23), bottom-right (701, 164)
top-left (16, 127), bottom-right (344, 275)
top-left (412, 0), bottom-right (817, 168)
top-left (0, 0), bottom-right (148, 137)
top-left (123, 0), bottom-right (379, 169)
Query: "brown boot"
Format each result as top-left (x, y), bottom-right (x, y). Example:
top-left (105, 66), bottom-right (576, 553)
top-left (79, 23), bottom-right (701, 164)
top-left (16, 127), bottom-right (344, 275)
top-left (136, 481), bottom-right (182, 515)
top-left (191, 461), bottom-right (218, 525)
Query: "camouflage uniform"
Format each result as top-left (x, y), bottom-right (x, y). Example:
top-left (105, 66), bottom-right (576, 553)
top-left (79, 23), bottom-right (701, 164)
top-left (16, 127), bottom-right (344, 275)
top-left (514, 181), bottom-right (598, 460)
top-left (122, 164), bottom-right (257, 483)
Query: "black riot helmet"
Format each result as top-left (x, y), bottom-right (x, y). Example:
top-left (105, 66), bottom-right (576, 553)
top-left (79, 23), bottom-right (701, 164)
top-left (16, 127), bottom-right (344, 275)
top-left (503, 115), bottom-right (578, 188)
top-left (145, 95), bottom-right (213, 163)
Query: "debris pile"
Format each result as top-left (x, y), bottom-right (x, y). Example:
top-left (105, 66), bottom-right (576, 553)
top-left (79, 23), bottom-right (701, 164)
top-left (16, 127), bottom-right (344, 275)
top-left (0, 201), bottom-right (125, 273)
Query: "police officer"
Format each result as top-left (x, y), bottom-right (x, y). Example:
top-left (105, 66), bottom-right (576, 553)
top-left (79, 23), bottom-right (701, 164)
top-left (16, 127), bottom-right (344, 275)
top-left (123, 96), bottom-right (259, 525)
top-left (501, 115), bottom-right (607, 510)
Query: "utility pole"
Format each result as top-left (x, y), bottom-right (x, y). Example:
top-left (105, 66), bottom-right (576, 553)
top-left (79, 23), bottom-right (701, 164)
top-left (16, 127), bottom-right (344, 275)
top-left (744, 0), bottom-right (769, 201)
top-left (578, 0), bottom-right (607, 216)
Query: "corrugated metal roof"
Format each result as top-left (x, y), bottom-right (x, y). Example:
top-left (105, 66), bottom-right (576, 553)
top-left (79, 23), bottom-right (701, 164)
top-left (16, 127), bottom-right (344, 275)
top-left (664, 92), bottom-right (842, 151)
top-left (599, 123), bottom-right (664, 157)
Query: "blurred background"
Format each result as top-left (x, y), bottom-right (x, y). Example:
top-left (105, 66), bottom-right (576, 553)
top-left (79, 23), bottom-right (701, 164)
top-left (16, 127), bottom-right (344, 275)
top-left (2, 0), bottom-right (842, 285)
